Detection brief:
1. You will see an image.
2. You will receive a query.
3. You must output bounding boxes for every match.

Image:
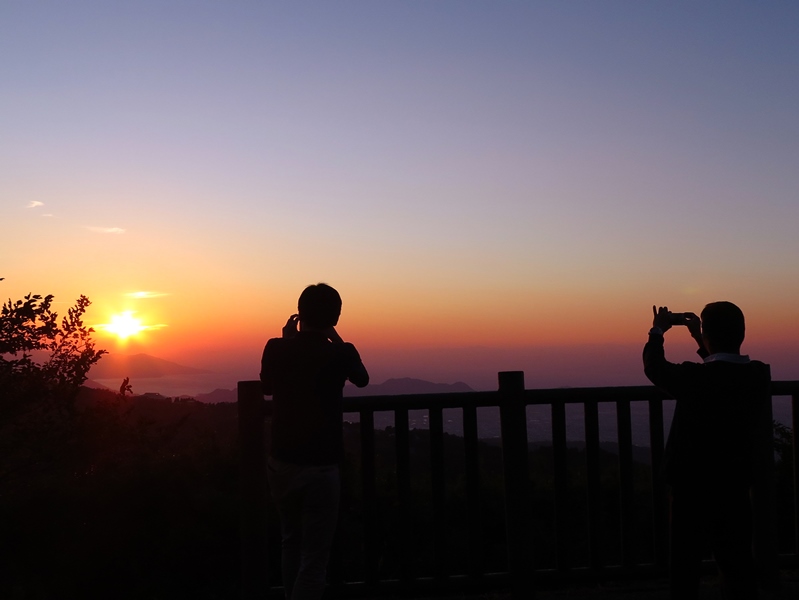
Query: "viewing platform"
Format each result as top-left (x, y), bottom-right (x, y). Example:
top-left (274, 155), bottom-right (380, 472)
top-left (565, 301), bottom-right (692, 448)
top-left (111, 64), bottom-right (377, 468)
top-left (238, 373), bottom-right (799, 599)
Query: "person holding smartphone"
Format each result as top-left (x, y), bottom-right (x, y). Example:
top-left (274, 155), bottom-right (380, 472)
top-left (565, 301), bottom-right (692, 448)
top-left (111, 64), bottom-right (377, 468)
top-left (261, 283), bottom-right (369, 600)
top-left (644, 302), bottom-right (775, 600)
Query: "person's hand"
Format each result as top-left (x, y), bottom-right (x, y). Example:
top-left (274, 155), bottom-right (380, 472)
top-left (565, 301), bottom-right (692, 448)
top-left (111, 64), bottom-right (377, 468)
top-left (323, 326), bottom-right (344, 344)
top-left (652, 306), bottom-right (672, 333)
top-left (282, 314), bottom-right (299, 338)
top-left (684, 312), bottom-right (701, 339)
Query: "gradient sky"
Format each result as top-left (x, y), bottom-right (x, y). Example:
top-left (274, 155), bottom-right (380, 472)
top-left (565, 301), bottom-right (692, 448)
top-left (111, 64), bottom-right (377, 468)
top-left (3, 2), bottom-right (798, 390)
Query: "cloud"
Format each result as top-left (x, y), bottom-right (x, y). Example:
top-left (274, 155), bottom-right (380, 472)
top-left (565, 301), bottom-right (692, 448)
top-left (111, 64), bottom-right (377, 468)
top-left (87, 226), bottom-right (125, 234)
top-left (27, 201), bottom-right (44, 208)
top-left (126, 291), bottom-right (170, 299)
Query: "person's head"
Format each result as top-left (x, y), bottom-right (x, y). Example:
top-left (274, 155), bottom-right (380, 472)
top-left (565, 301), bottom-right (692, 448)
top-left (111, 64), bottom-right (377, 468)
top-left (701, 301), bottom-right (745, 354)
top-left (298, 283), bottom-right (341, 330)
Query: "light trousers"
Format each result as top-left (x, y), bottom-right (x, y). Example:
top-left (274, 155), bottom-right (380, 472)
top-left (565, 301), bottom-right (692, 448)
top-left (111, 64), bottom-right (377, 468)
top-left (267, 456), bottom-right (340, 600)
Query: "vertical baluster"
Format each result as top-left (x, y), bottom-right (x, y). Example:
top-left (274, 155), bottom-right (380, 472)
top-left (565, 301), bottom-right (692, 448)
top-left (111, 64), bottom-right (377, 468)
top-left (360, 410), bottom-right (378, 585)
top-left (616, 398), bottom-right (635, 569)
top-left (648, 398), bottom-right (668, 571)
top-left (463, 402), bottom-right (482, 578)
top-left (552, 399), bottom-right (569, 572)
top-left (395, 407), bottom-right (412, 584)
top-left (584, 400), bottom-right (602, 574)
top-left (429, 406), bottom-right (446, 579)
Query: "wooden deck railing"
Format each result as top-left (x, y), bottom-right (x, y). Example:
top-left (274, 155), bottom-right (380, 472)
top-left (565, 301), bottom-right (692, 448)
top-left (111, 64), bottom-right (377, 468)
top-left (238, 374), bottom-right (799, 599)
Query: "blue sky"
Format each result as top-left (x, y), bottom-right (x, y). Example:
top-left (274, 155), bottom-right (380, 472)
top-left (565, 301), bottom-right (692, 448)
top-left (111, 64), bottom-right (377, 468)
top-left (2, 2), bottom-right (798, 388)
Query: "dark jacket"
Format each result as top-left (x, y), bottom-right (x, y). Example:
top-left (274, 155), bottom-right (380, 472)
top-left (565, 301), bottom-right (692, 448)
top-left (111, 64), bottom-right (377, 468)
top-left (643, 333), bottom-right (771, 488)
top-left (261, 331), bottom-right (369, 465)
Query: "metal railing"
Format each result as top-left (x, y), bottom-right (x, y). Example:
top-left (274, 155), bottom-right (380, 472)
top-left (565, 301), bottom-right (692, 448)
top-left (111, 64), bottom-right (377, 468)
top-left (238, 373), bottom-right (799, 599)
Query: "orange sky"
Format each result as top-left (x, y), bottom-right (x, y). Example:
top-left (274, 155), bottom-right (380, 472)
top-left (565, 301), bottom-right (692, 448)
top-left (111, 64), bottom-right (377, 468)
top-left (3, 3), bottom-right (799, 392)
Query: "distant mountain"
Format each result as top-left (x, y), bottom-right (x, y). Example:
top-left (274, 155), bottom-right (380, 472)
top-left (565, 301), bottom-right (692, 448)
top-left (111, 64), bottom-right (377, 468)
top-left (344, 377), bottom-right (474, 397)
top-left (195, 388), bottom-right (237, 403)
top-left (83, 378), bottom-right (111, 390)
top-left (190, 378), bottom-right (474, 403)
top-left (89, 353), bottom-right (209, 379)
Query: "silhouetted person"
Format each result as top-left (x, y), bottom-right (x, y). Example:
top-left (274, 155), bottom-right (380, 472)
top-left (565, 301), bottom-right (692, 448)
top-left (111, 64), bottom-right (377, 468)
top-left (644, 302), bottom-right (775, 600)
top-left (261, 283), bottom-right (369, 600)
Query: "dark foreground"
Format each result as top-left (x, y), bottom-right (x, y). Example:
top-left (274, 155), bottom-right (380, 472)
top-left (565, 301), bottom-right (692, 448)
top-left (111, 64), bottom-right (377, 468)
top-left (405, 569), bottom-right (799, 600)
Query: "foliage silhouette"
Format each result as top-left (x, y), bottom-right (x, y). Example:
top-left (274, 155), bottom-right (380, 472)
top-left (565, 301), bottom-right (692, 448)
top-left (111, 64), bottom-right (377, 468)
top-left (0, 292), bottom-right (105, 417)
top-left (1, 292), bottom-right (107, 488)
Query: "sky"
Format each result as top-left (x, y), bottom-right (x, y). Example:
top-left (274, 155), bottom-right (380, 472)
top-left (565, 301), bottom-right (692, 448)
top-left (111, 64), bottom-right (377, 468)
top-left (2, 2), bottom-right (799, 391)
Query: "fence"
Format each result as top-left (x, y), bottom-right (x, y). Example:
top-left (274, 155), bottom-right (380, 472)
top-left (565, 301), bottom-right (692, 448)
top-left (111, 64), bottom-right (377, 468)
top-left (238, 374), bottom-right (799, 599)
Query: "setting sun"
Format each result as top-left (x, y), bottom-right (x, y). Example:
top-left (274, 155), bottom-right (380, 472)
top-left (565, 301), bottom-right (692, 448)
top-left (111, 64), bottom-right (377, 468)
top-left (102, 312), bottom-right (145, 339)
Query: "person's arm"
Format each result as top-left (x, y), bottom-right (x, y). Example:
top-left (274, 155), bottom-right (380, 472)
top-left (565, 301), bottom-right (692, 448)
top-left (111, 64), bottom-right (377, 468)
top-left (643, 324), bottom-right (669, 386)
top-left (643, 306), bottom-right (671, 368)
top-left (322, 325), bottom-right (369, 387)
top-left (323, 325), bottom-right (344, 344)
top-left (643, 306), bottom-right (692, 395)
top-left (344, 343), bottom-right (369, 388)
top-left (282, 314), bottom-right (299, 339)
top-left (262, 315), bottom-right (299, 395)
top-left (260, 339), bottom-right (276, 396)
top-left (684, 312), bottom-right (709, 359)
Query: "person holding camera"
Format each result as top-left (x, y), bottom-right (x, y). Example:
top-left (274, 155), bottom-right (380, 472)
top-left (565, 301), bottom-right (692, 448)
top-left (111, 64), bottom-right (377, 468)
top-left (261, 283), bottom-right (369, 600)
top-left (644, 302), bottom-right (775, 600)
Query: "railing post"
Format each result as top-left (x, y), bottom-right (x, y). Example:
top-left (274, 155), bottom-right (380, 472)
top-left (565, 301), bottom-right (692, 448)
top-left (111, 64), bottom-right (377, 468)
top-left (498, 371), bottom-right (534, 599)
top-left (238, 380), bottom-right (268, 600)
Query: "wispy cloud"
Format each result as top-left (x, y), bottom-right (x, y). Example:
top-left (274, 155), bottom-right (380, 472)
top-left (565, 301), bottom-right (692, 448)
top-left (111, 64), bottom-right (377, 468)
top-left (27, 201), bottom-right (44, 208)
top-left (126, 291), bottom-right (170, 299)
top-left (42, 213), bottom-right (54, 218)
top-left (87, 226), bottom-right (125, 234)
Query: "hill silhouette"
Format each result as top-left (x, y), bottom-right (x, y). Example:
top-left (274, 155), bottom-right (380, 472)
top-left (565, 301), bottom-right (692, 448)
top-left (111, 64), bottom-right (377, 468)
top-left (344, 377), bottom-right (474, 396)
top-left (195, 388), bottom-right (239, 403)
top-left (192, 377), bottom-right (474, 403)
top-left (89, 353), bottom-right (209, 379)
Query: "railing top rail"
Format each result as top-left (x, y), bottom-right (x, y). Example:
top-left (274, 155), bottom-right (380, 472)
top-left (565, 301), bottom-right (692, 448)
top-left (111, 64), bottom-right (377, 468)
top-left (770, 380), bottom-right (799, 395)
top-left (237, 380), bottom-right (799, 411)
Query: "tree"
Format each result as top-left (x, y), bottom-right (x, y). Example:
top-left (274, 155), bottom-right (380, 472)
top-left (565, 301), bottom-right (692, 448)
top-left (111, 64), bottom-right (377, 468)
top-left (0, 292), bottom-right (106, 416)
top-left (0, 292), bottom-right (106, 485)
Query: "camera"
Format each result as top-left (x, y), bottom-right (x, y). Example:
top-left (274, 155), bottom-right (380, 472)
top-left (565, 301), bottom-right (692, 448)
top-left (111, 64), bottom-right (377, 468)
top-left (668, 312), bottom-right (688, 325)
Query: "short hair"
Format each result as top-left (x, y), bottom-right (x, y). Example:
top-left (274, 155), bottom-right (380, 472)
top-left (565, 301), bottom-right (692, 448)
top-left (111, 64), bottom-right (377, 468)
top-left (298, 283), bottom-right (341, 329)
top-left (701, 301), bottom-right (745, 351)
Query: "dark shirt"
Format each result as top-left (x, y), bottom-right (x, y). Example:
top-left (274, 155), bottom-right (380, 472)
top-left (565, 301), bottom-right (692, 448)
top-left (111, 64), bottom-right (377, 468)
top-left (643, 333), bottom-right (771, 488)
top-left (261, 331), bottom-right (369, 466)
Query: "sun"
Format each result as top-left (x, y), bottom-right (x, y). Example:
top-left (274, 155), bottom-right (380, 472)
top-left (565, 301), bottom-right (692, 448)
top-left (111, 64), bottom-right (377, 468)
top-left (103, 312), bottom-right (145, 339)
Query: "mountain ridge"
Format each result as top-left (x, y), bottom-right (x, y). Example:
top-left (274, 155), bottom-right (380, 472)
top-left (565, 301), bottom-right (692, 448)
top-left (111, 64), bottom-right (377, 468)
top-left (89, 353), bottom-right (209, 379)
top-left (344, 377), bottom-right (473, 396)
top-left (191, 377), bottom-right (474, 403)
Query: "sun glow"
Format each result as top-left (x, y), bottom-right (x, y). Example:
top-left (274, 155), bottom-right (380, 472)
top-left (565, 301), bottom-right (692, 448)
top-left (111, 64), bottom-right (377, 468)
top-left (102, 312), bottom-right (145, 339)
